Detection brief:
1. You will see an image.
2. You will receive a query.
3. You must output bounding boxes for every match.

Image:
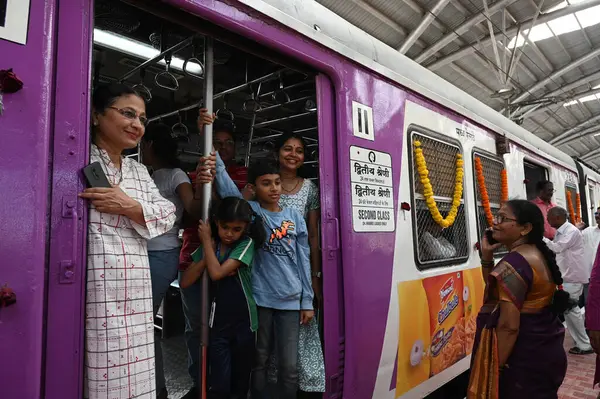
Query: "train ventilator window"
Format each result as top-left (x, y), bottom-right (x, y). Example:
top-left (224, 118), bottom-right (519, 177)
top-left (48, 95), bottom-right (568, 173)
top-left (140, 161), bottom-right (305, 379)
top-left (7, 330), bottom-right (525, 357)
top-left (472, 151), bottom-right (507, 255)
top-left (410, 129), bottom-right (469, 268)
top-left (565, 184), bottom-right (578, 223)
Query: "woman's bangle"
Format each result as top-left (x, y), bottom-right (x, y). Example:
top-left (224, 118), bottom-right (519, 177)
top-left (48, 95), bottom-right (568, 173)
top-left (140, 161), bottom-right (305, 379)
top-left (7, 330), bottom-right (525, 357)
top-left (481, 259), bottom-right (495, 269)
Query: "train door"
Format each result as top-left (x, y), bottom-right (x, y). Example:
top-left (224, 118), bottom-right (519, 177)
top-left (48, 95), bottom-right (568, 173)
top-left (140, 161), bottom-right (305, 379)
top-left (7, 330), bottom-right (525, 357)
top-left (0, 2), bottom-right (65, 398)
top-left (42, 0), bottom-right (343, 397)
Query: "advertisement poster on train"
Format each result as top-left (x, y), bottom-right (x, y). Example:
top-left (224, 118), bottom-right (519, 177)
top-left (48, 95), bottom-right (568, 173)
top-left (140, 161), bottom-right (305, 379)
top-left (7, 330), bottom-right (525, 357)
top-left (395, 268), bottom-right (484, 397)
top-left (0, 0), bottom-right (30, 45)
top-left (350, 145), bottom-right (395, 232)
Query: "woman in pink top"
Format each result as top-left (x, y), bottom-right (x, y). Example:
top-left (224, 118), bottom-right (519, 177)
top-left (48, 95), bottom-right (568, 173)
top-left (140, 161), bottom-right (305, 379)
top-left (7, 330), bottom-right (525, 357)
top-left (531, 180), bottom-right (557, 239)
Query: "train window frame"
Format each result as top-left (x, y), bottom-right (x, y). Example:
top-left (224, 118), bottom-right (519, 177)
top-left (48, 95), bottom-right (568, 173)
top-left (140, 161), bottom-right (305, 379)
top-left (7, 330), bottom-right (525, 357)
top-left (523, 159), bottom-right (549, 200)
top-left (407, 124), bottom-right (470, 270)
top-left (471, 148), bottom-right (508, 256)
top-left (565, 183), bottom-right (578, 223)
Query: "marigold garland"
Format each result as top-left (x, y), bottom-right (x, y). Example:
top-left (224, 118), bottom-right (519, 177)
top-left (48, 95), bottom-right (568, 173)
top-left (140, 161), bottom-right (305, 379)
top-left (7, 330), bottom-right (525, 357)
top-left (500, 169), bottom-right (509, 204)
top-left (566, 191), bottom-right (576, 223)
top-left (414, 140), bottom-right (464, 229)
top-left (576, 193), bottom-right (582, 222)
top-left (474, 157), bottom-right (493, 227)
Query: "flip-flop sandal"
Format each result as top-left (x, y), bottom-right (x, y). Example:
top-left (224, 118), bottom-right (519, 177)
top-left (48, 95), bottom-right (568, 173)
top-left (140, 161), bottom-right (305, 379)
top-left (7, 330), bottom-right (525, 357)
top-left (569, 347), bottom-right (594, 355)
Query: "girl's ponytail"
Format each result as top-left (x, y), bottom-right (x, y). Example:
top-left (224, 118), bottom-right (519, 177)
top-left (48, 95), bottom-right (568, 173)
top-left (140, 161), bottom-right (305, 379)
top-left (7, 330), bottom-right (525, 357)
top-left (248, 211), bottom-right (266, 248)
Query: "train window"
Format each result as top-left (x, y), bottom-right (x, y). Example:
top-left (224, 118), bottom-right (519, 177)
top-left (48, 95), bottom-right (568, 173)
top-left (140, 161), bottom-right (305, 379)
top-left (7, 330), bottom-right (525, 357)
top-left (565, 184), bottom-right (578, 223)
top-left (472, 150), bottom-right (507, 255)
top-left (409, 127), bottom-right (469, 268)
top-left (523, 161), bottom-right (548, 200)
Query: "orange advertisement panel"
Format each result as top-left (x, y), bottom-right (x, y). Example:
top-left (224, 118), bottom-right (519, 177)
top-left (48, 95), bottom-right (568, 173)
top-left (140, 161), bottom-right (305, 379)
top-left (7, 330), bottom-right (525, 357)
top-left (396, 268), bottom-right (485, 397)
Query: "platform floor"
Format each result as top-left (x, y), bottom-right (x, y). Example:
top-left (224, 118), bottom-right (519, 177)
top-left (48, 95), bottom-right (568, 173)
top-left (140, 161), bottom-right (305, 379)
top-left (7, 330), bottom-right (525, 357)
top-left (160, 329), bottom-right (600, 398)
top-left (559, 333), bottom-right (599, 399)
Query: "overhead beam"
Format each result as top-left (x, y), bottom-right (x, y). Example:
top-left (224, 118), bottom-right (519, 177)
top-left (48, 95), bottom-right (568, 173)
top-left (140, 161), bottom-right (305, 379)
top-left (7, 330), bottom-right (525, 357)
top-left (550, 114), bottom-right (600, 145)
top-left (399, 0), bottom-right (452, 54)
top-left (449, 64), bottom-right (497, 96)
top-left (426, 0), bottom-right (600, 70)
top-left (415, 0), bottom-right (518, 64)
top-left (516, 88), bottom-right (600, 119)
top-left (553, 125), bottom-right (600, 146)
top-left (511, 70), bottom-right (600, 115)
top-left (349, 0), bottom-right (431, 51)
top-left (581, 146), bottom-right (600, 162)
top-left (513, 48), bottom-right (600, 103)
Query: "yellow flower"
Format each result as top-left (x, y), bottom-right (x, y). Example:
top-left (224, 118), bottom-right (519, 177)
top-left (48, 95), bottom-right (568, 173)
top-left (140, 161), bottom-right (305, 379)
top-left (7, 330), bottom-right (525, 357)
top-left (413, 141), bottom-right (464, 229)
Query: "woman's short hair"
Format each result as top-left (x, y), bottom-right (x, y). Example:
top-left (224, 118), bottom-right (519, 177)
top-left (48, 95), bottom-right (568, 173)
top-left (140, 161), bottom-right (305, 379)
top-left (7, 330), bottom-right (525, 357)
top-left (92, 83), bottom-right (143, 113)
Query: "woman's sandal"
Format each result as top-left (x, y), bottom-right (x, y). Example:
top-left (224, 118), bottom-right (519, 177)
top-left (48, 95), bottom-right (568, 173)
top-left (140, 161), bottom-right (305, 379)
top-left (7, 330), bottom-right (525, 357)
top-left (569, 346), bottom-right (594, 355)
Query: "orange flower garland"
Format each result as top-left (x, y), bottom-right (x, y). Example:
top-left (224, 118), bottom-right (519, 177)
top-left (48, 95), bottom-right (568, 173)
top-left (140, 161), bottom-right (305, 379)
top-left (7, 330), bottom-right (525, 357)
top-left (474, 157), bottom-right (494, 227)
top-left (576, 193), bottom-right (581, 222)
top-left (500, 169), bottom-right (508, 204)
top-left (566, 191), bottom-right (576, 223)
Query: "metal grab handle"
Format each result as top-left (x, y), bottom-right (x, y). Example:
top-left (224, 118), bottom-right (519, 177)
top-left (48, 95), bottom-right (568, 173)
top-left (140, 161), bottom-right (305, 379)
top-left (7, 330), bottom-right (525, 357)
top-left (133, 83), bottom-right (152, 103)
top-left (171, 112), bottom-right (188, 137)
top-left (243, 97), bottom-right (261, 113)
top-left (183, 57), bottom-right (204, 80)
top-left (155, 71), bottom-right (179, 91)
top-left (171, 122), bottom-right (189, 137)
top-left (304, 98), bottom-right (317, 112)
top-left (272, 75), bottom-right (290, 104)
top-left (155, 57), bottom-right (179, 91)
top-left (133, 68), bottom-right (152, 103)
top-left (216, 108), bottom-right (235, 121)
top-left (243, 81), bottom-right (263, 112)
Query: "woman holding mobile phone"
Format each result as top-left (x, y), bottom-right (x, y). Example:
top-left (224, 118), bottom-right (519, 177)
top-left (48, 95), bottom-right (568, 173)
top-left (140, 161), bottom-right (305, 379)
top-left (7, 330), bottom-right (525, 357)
top-left (78, 83), bottom-right (208, 399)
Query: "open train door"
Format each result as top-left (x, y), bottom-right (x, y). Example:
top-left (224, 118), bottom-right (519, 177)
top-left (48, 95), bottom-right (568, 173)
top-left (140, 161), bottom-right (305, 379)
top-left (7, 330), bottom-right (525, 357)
top-left (316, 74), bottom-right (345, 399)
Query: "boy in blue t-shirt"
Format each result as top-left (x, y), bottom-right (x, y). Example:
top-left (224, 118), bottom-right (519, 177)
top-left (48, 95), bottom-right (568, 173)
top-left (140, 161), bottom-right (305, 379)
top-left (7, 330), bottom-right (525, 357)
top-left (214, 153), bottom-right (314, 398)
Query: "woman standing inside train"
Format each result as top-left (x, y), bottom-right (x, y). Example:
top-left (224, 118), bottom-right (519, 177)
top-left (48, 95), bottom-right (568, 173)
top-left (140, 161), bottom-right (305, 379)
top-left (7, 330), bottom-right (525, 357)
top-left (468, 200), bottom-right (570, 398)
top-left (140, 125), bottom-right (213, 399)
top-left (267, 132), bottom-right (325, 396)
top-left (80, 83), bottom-right (176, 399)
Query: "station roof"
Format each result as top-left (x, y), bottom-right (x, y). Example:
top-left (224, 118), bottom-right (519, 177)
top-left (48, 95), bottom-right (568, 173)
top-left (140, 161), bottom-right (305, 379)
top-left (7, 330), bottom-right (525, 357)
top-left (316, 0), bottom-right (600, 167)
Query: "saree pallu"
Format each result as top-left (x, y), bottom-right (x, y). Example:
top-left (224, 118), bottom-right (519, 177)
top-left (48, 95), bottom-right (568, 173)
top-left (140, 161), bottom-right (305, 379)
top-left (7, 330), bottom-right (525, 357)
top-left (468, 252), bottom-right (567, 399)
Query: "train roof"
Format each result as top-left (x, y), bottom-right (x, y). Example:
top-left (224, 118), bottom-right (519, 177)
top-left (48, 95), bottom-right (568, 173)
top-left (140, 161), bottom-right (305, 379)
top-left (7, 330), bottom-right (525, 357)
top-left (242, 0), bottom-right (577, 170)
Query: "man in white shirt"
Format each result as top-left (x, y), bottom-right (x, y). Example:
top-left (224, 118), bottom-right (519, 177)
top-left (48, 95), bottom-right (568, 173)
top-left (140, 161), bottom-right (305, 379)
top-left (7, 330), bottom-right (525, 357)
top-left (545, 206), bottom-right (593, 354)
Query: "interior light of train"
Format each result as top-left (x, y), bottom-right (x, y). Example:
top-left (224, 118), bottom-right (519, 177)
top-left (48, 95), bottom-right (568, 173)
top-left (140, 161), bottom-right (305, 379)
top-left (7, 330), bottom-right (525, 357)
top-left (93, 28), bottom-right (204, 75)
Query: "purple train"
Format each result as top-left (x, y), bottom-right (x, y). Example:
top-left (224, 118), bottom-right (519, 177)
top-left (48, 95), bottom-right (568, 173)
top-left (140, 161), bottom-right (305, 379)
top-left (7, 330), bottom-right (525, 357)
top-left (2, 0), bottom-right (599, 398)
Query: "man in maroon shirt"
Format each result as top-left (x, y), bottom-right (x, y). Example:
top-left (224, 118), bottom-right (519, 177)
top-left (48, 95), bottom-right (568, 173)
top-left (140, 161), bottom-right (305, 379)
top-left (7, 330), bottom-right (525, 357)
top-left (177, 112), bottom-right (248, 398)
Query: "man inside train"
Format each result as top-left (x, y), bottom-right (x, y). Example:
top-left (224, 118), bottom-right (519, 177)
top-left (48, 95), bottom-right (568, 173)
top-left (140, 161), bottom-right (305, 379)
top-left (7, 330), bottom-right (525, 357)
top-left (532, 180), bottom-right (557, 239)
top-left (212, 117), bottom-right (248, 190)
top-left (544, 206), bottom-right (593, 355)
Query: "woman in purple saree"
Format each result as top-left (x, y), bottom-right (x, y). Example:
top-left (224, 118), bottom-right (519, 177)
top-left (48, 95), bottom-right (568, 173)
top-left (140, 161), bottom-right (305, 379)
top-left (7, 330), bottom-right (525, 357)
top-left (468, 200), bottom-right (572, 398)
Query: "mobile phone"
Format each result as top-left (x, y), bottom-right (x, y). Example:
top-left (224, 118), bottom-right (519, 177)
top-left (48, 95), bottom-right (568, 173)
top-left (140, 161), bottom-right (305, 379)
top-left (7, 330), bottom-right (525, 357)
top-left (485, 229), bottom-right (498, 245)
top-left (82, 162), bottom-right (112, 188)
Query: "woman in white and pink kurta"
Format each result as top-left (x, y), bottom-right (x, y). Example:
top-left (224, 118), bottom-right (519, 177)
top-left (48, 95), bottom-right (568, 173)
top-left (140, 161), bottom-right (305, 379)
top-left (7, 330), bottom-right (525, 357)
top-left (81, 83), bottom-right (176, 399)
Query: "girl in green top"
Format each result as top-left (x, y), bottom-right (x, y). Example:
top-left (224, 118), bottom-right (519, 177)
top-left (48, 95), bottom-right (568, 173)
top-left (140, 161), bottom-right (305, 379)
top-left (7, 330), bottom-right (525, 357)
top-left (181, 197), bottom-right (265, 399)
